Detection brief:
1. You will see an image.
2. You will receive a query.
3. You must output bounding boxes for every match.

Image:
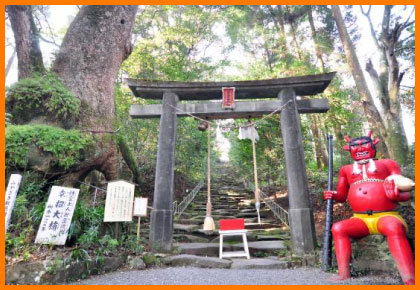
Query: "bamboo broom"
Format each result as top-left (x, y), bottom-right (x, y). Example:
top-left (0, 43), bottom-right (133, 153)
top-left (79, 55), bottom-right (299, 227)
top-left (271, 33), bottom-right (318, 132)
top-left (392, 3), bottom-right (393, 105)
top-left (203, 123), bottom-right (215, 231)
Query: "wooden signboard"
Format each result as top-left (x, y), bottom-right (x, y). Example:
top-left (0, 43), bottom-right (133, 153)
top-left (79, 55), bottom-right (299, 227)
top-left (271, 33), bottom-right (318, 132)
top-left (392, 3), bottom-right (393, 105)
top-left (133, 198), bottom-right (148, 217)
top-left (104, 180), bottom-right (135, 222)
top-left (35, 186), bottom-right (79, 245)
top-left (5, 174), bottom-right (22, 233)
top-left (133, 197), bottom-right (148, 238)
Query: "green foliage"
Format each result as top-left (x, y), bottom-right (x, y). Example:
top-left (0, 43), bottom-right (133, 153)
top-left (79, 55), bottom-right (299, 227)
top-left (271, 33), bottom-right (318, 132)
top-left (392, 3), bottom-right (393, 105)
top-left (18, 171), bottom-right (48, 203)
top-left (123, 5), bottom-right (225, 81)
top-left (98, 235), bottom-right (119, 255)
top-left (6, 225), bottom-right (38, 261)
top-left (5, 172), bottom-right (49, 260)
top-left (69, 202), bottom-right (104, 242)
top-left (5, 124), bottom-right (92, 171)
top-left (175, 117), bottom-right (208, 182)
top-left (70, 246), bottom-right (90, 264)
top-left (142, 252), bottom-right (161, 267)
top-left (228, 117), bottom-right (286, 188)
top-left (6, 73), bottom-right (80, 125)
top-left (5, 112), bottom-right (12, 126)
top-left (77, 226), bottom-right (100, 248)
top-left (401, 144), bottom-right (415, 183)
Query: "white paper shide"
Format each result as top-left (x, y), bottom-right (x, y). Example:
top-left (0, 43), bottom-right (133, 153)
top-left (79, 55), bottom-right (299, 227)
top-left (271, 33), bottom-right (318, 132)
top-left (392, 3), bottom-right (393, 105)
top-left (5, 174), bottom-right (23, 233)
top-left (35, 186), bottom-right (80, 245)
top-left (104, 180), bottom-right (135, 222)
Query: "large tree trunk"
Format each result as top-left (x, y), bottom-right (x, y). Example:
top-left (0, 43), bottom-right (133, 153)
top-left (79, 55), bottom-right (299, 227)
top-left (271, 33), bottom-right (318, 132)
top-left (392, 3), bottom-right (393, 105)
top-left (7, 5), bottom-right (45, 79)
top-left (52, 5), bottom-right (138, 182)
top-left (53, 5), bottom-right (138, 131)
top-left (267, 5), bottom-right (288, 62)
top-left (309, 115), bottom-right (327, 169)
top-left (331, 5), bottom-right (389, 158)
top-left (361, 5), bottom-right (409, 164)
top-left (307, 5), bottom-right (325, 73)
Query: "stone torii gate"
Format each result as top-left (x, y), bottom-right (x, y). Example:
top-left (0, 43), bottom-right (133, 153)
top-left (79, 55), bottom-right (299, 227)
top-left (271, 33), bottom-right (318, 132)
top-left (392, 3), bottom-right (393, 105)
top-left (126, 72), bottom-right (335, 254)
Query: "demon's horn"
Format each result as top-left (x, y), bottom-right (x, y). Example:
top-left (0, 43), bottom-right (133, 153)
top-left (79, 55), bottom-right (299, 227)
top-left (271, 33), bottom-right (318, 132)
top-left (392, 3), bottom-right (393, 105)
top-left (367, 130), bottom-right (372, 138)
top-left (344, 136), bottom-right (351, 143)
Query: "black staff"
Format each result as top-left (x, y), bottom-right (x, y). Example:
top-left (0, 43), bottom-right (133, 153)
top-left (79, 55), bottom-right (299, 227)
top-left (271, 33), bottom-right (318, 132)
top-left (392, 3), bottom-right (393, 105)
top-left (322, 134), bottom-right (334, 271)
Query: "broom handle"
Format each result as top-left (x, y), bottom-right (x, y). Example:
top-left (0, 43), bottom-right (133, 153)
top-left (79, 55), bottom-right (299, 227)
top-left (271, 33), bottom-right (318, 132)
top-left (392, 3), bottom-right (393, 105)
top-left (251, 122), bottom-right (259, 201)
top-left (206, 124), bottom-right (211, 216)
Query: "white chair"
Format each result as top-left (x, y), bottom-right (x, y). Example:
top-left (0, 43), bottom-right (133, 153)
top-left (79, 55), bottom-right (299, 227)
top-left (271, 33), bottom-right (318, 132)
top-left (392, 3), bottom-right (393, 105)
top-left (218, 218), bottom-right (250, 259)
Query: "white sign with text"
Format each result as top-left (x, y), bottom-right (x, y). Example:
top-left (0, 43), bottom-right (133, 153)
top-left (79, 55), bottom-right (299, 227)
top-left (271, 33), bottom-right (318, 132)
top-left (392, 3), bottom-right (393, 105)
top-left (5, 174), bottom-right (22, 233)
top-left (133, 198), bottom-right (148, 217)
top-left (104, 180), bottom-right (135, 222)
top-left (35, 186), bottom-right (79, 245)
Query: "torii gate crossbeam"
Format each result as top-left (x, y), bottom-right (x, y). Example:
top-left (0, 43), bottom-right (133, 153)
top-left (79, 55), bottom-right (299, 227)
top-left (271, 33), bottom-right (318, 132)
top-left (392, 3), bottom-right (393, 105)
top-left (126, 72), bottom-right (335, 254)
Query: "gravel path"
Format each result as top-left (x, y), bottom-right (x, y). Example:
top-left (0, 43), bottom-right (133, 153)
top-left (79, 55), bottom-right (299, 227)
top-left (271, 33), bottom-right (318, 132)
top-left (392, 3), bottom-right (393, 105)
top-left (70, 267), bottom-right (401, 285)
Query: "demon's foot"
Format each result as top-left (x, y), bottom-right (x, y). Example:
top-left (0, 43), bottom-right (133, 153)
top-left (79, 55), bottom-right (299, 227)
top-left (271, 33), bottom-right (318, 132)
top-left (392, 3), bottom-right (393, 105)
top-left (329, 274), bottom-right (350, 282)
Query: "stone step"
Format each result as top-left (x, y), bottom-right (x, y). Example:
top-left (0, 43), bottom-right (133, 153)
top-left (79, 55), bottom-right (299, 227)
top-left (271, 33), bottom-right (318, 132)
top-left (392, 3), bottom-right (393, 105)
top-left (173, 234), bottom-right (210, 243)
top-left (191, 229), bottom-right (219, 238)
top-left (236, 212), bottom-right (258, 218)
top-left (250, 228), bottom-right (290, 236)
top-left (232, 240), bottom-right (287, 255)
top-left (176, 240), bottom-right (287, 257)
top-left (173, 223), bottom-right (200, 233)
top-left (230, 258), bottom-right (290, 269)
top-left (245, 222), bottom-right (281, 230)
top-left (176, 243), bottom-right (220, 256)
top-left (210, 232), bottom-right (258, 243)
top-left (175, 219), bottom-right (203, 225)
top-left (256, 235), bottom-right (288, 241)
top-left (164, 254), bottom-right (232, 268)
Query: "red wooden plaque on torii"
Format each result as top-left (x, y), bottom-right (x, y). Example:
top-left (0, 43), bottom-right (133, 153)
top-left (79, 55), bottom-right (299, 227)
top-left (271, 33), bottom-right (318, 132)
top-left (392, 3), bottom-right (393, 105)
top-left (222, 87), bottom-right (235, 109)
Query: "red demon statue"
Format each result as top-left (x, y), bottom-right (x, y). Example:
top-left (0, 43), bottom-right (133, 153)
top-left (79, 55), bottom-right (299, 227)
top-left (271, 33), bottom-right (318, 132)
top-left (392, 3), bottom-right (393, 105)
top-left (324, 131), bottom-right (415, 285)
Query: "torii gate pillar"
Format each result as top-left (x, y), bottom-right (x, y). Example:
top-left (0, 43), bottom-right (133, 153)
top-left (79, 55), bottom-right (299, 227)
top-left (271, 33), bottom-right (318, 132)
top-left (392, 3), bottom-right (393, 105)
top-left (149, 92), bottom-right (178, 251)
top-left (279, 88), bottom-right (316, 254)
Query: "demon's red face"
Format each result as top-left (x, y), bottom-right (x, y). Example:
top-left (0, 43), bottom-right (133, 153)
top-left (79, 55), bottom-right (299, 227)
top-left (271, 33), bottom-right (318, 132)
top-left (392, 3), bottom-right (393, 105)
top-left (348, 138), bottom-right (376, 161)
top-left (343, 132), bottom-right (380, 161)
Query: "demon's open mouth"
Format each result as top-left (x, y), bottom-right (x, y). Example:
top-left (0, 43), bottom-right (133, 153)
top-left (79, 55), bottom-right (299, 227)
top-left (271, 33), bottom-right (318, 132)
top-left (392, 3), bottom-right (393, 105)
top-left (356, 151), bottom-right (369, 157)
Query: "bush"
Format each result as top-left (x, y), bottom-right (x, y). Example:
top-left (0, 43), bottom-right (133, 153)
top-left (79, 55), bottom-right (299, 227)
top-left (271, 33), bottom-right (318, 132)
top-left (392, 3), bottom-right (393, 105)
top-left (121, 235), bottom-right (145, 255)
top-left (5, 124), bottom-right (92, 172)
top-left (6, 73), bottom-right (80, 125)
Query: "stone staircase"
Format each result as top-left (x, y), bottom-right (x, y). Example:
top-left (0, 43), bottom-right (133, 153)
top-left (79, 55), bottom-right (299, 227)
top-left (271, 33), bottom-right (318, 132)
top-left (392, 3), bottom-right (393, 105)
top-left (164, 162), bottom-right (295, 269)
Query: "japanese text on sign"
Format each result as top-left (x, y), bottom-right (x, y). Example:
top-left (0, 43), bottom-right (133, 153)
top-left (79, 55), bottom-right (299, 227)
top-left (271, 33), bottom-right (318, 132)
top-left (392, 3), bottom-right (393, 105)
top-left (104, 180), bottom-right (135, 222)
top-left (35, 186), bottom-right (79, 245)
top-left (5, 174), bottom-right (22, 233)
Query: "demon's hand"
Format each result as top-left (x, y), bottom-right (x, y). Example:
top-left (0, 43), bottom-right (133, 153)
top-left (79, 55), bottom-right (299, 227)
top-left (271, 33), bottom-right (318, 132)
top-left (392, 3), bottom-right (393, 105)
top-left (324, 190), bottom-right (336, 200)
top-left (384, 179), bottom-right (400, 201)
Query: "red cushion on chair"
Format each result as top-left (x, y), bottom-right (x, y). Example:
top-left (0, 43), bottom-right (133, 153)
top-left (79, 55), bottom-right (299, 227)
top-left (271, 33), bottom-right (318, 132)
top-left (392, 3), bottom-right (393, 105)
top-left (219, 218), bottom-right (245, 231)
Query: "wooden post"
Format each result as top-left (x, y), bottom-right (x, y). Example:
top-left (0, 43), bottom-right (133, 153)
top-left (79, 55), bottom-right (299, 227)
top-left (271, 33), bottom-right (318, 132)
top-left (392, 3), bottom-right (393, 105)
top-left (137, 216), bottom-right (141, 238)
top-left (114, 222), bottom-right (120, 239)
top-left (250, 122), bottom-right (261, 224)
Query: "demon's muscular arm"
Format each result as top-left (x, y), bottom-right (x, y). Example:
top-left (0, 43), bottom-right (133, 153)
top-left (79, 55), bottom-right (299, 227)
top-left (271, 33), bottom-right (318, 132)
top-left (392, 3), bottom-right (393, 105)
top-left (383, 159), bottom-right (411, 202)
top-left (324, 167), bottom-right (349, 202)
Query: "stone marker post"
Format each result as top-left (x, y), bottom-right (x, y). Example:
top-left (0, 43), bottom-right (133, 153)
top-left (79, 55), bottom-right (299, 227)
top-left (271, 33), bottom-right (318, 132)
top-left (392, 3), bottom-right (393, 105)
top-left (149, 92), bottom-right (179, 251)
top-left (279, 88), bottom-right (316, 254)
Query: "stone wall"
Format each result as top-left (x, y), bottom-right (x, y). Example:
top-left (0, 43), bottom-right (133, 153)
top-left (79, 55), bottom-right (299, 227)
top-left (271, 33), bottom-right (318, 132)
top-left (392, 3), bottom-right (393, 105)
top-left (6, 255), bottom-right (145, 285)
top-left (351, 235), bottom-right (399, 275)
